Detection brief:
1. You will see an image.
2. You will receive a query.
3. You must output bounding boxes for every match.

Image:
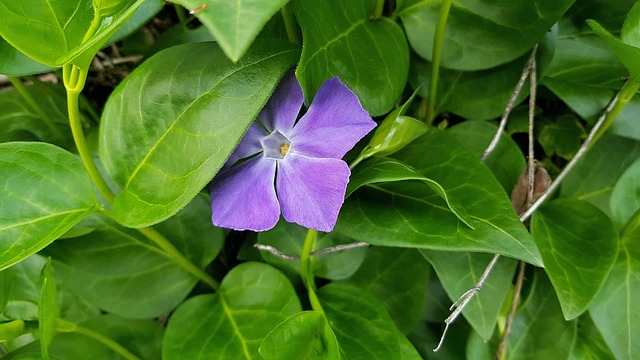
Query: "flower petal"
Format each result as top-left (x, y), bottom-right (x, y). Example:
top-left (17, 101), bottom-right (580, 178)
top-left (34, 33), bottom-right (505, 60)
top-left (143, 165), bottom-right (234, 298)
top-left (226, 122), bottom-right (267, 167)
top-left (258, 71), bottom-right (304, 134)
top-left (288, 77), bottom-right (376, 159)
top-left (276, 153), bottom-right (350, 232)
top-left (211, 156), bottom-right (279, 231)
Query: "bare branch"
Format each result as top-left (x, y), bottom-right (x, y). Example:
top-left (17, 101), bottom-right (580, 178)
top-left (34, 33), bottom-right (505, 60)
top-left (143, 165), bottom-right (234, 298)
top-left (254, 241), bottom-right (369, 260)
top-left (482, 45), bottom-right (538, 161)
top-left (496, 260), bottom-right (527, 359)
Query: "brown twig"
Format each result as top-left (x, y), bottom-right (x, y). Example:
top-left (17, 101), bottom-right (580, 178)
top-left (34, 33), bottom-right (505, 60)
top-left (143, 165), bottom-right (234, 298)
top-left (254, 241), bottom-right (369, 260)
top-left (496, 260), bottom-right (527, 359)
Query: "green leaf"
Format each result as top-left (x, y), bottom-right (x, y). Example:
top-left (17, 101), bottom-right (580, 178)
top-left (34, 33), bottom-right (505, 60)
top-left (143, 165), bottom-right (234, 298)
top-left (0, 267), bottom-right (13, 314)
top-left (2, 255), bottom-right (46, 321)
top-left (531, 199), bottom-right (618, 320)
top-left (588, 19), bottom-right (640, 77)
top-left (621, 1), bottom-right (640, 48)
top-left (0, 81), bottom-right (74, 145)
top-left (347, 156), bottom-right (473, 228)
top-left (146, 24), bottom-right (214, 57)
top-left (344, 247), bottom-right (429, 334)
top-left (422, 251), bottom-right (516, 340)
top-left (0, 320), bottom-right (26, 343)
top-left (3, 314), bottom-right (163, 359)
top-left (397, 0), bottom-right (574, 71)
top-left (337, 131), bottom-right (542, 265)
top-left (45, 194), bottom-right (222, 319)
top-left (501, 270), bottom-right (577, 360)
top-left (100, 40), bottom-right (299, 227)
top-left (108, 0), bottom-right (164, 44)
top-left (170, 0), bottom-right (289, 62)
top-left (259, 311), bottom-right (340, 360)
top-left (447, 121), bottom-right (526, 193)
top-left (359, 91), bottom-right (427, 159)
top-left (0, 142), bottom-right (97, 271)
top-left (610, 158), bottom-right (640, 228)
top-left (569, 314), bottom-right (614, 360)
top-left (0, 38), bottom-right (53, 76)
top-left (590, 212), bottom-right (640, 360)
top-left (611, 96), bottom-right (640, 141)
top-left (318, 283), bottom-right (410, 359)
top-left (39, 258), bottom-right (58, 360)
top-left (294, 0), bottom-right (409, 116)
top-left (561, 134), bottom-right (640, 217)
top-left (258, 221), bottom-right (367, 280)
top-left (0, 0), bottom-right (94, 66)
top-left (163, 262), bottom-right (301, 359)
top-left (538, 115), bottom-right (586, 159)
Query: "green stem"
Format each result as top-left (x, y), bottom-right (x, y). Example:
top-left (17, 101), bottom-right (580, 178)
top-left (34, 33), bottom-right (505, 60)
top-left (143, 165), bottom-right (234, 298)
top-left (56, 319), bottom-right (140, 360)
top-left (174, 4), bottom-right (187, 24)
top-left (427, 0), bottom-right (452, 125)
top-left (7, 77), bottom-right (65, 139)
top-left (300, 230), bottom-right (325, 316)
top-left (591, 76), bottom-right (640, 146)
top-left (281, 4), bottom-right (300, 45)
top-left (371, 0), bottom-right (385, 20)
top-left (63, 65), bottom-right (116, 204)
top-left (136, 227), bottom-right (220, 291)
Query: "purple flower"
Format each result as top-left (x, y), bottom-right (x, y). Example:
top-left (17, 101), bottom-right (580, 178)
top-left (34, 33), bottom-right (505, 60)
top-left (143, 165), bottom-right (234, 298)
top-left (210, 74), bottom-right (376, 232)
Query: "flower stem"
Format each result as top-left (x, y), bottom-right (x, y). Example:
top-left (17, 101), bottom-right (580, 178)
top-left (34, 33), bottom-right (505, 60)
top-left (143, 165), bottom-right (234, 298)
top-left (300, 229), bottom-right (325, 316)
top-left (136, 226), bottom-right (220, 291)
top-left (63, 65), bottom-right (116, 204)
top-left (281, 4), bottom-right (300, 45)
top-left (427, 0), bottom-right (452, 125)
top-left (7, 77), bottom-right (65, 140)
top-left (56, 318), bottom-right (140, 360)
top-left (174, 4), bottom-right (187, 24)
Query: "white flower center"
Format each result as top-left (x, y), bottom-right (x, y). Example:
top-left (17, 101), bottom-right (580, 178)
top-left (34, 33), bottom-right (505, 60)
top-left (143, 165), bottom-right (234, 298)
top-left (261, 130), bottom-right (291, 160)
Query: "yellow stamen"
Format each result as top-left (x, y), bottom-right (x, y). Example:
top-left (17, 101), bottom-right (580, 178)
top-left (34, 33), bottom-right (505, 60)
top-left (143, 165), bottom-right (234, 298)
top-left (280, 143), bottom-right (289, 155)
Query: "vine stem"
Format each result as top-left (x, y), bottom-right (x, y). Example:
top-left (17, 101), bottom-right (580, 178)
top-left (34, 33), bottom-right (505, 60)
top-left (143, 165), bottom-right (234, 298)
top-left (281, 4), bottom-right (300, 45)
top-left (371, 0), bottom-right (385, 20)
top-left (56, 319), bottom-right (140, 360)
top-left (7, 77), bottom-right (65, 140)
top-left (426, 0), bottom-right (452, 124)
top-left (300, 229), bottom-right (326, 317)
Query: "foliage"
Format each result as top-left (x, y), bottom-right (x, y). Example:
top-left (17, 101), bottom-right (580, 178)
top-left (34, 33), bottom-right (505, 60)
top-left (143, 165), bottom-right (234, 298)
top-left (0, 0), bottom-right (639, 359)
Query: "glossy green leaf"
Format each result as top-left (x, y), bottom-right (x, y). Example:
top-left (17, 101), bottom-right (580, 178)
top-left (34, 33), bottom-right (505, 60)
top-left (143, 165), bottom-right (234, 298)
top-left (397, 0), bottom-right (574, 71)
top-left (0, 320), bottom-right (26, 343)
top-left (541, 33), bottom-right (627, 121)
top-left (565, 0), bottom-right (636, 32)
top-left (258, 221), bottom-right (367, 280)
top-left (39, 258), bottom-right (58, 360)
top-left (588, 20), bottom-right (640, 77)
top-left (163, 262), bottom-right (301, 359)
top-left (0, 142), bottom-right (97, 271)
top-left (423, 251), bottom-right (516, 340)
top-left (610, 158), bottom-right (640, 228)
top-left (294, 0), bottom-right (409, 116)
top-left (590, 212), bottom-right (640, 360)
top-left (0, 81), bottom-right (74, 145)
top-left (0, 0), bottom-right (93, 66)
top-left (146, 24), bottom-right (214, 57)
top-left (611, 96), bottom-right (640, 141)
top-left (4, 314), bottom-right (163, 359)
top-left (337, 131), bottom-right (542, 265)
top-left (621, 1), bottom-right (640, 48)
top-left (344, 247), bottom-right (429, 334)
top-left (347, 156), bottom-right (472, 228)
top-left (259, 311), bottom-right (340, 360)
top-left (0, 267), bottom-right (13, 314)
top-left (2, 255), bottom-right (46, 321)
top-left (318, 283), bottom-right (410, 359)
top-left (561, 134), bottom-right (640, 216)
top-left (447, 121), bottom-right (526, 193)
top-left (170, 0), bottom-right (288, 62)
top-left (569, 314), bottom-right (614, 360)
top-left (45, 194), bottom-right (222, 319)
top-left (538, 115), bottom-right (586, 159)
top-left (498, 271), bottom-right (577, 360)
top-left (100, 41), bottom-right (298, 227)
top-left (0, 38), bottom-right (53, 76)
top-left (108, 0), bottom-right (164, 44)
top-left (359, 91), bottom-right (427, 160)
top-left (531, 199), bottom-right (618, 320)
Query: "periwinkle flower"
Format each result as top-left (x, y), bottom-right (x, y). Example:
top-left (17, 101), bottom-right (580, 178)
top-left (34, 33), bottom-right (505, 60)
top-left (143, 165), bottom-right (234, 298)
top-left (210, 73), bottom-right (376, 232)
